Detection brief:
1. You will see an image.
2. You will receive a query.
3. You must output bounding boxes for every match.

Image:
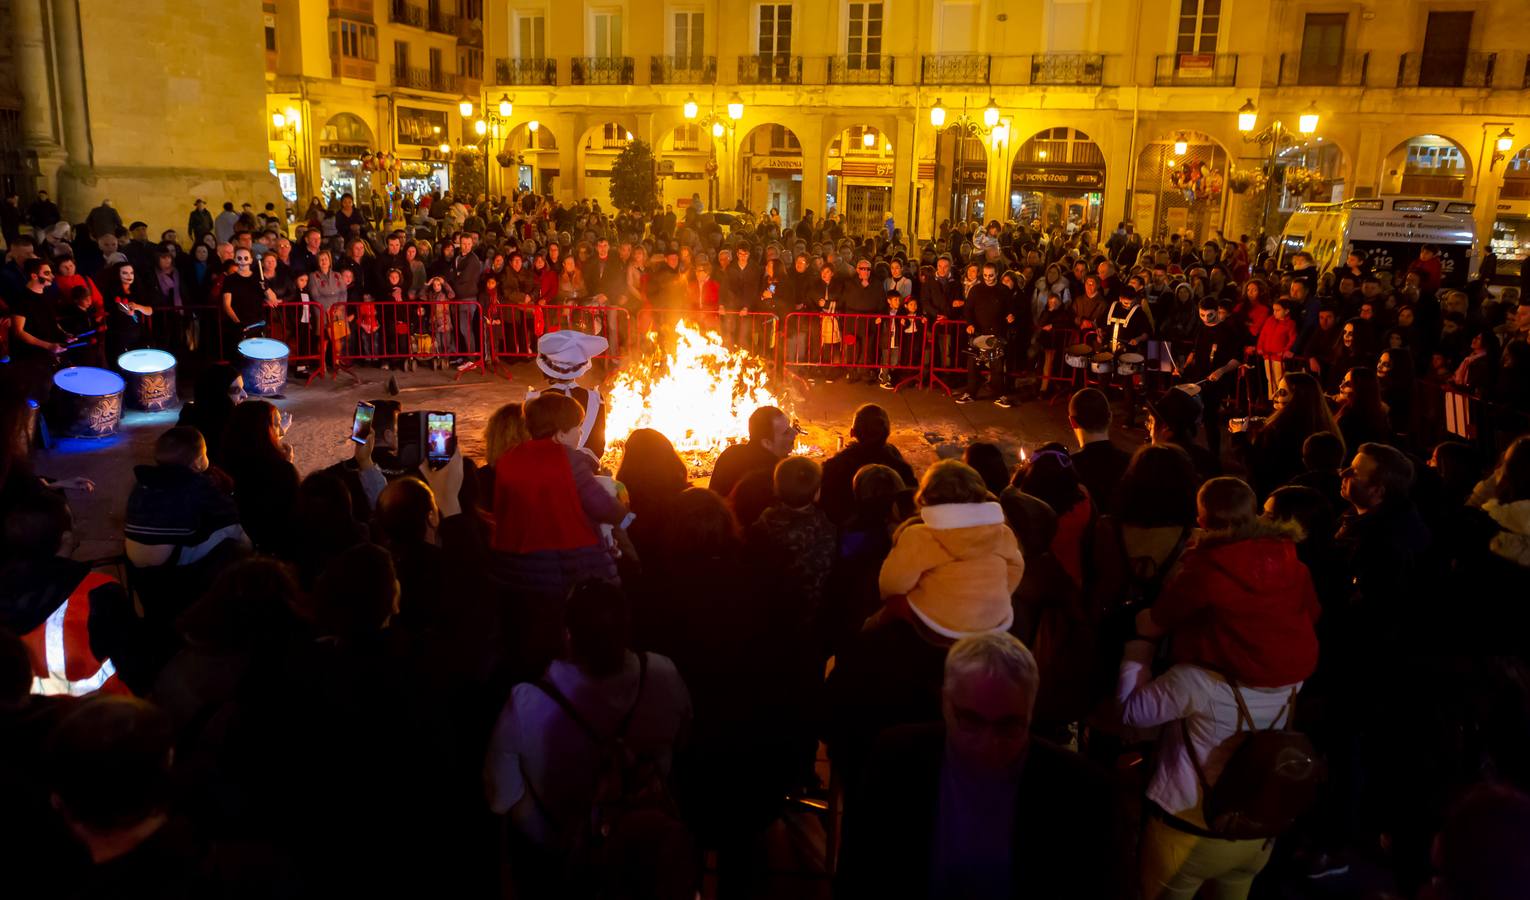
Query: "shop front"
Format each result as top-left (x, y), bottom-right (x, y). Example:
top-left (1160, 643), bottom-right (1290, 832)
top-left (827, 128), bottom-right (895, 238)
top-left (397, 158), bottom-right (450, 199)
top-left (739, 125), bottom-right (803, 224)
top-left (319, 143), bottom-right (372, 204)
top-left (1009, 128), bottom-right (1106, 235)
top-left (1132, 132), bottom-right (1228, 243)
top-left (1492, 148), bottom-right (1530, 285)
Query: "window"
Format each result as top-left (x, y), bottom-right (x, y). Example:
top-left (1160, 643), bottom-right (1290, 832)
top-left (264, 13), bottom-right (277, 52)
top-left (673, 10), bottom-right (704, 66)
top-left (428, 47), bottom-right (443, 78)
top-left (515, 12), bottom-right (545, 58)
top-left (458, 47), bottom-right (482, 79)
top-left (1405, 142), bottom-right (1464, 173)
top-left (672, 124), bottom-right (703, 151)
top-left (846, 2), bottom-right (882, 68)
top-left (394, 41), bottom-right (410, 73)
top-left (330, 20), bottom-right (377, 61)
top-left (758, 3), bottom-right (792, 58)
top-left (1298, 13), bottom-right (1345, 84)
top-left (769, 124), bottom-right (800, 152)
top-left (458, 0), bottom-right (482, 18)
top-left (592, 9), bottom-right (623, 58)
top-left (1419, 10), bottom-right (1472, 86)
top-left (1175, 0), bottom-right (1219, 55)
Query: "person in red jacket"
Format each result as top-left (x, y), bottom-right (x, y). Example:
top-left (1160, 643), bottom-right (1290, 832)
top-left (1135, 476), bottom-right (1320, 687)
top-left (1406, 244), bottom-right (1444, 295)
top-left (1255, 298), bottom-right (1300, 402)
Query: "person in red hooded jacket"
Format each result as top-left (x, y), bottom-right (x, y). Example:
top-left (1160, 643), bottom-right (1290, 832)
top-left (1135, 475), bottom-right (1320, 688)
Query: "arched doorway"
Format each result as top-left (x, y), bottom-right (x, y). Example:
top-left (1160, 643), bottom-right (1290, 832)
top-left (738, 124), bottom-right (803, 223)
top-left (1133, 131), bottom-right (1228, 242)
top-left (1009, 127), bottom-right (1106, 235)
top-left (506, 122), bottom-right (559, 196)
top-left (318, 113), bottom-right (377, 203)
top-left (936, 124), bottom-right (988, 226)
top-left (658, 124), bottom-right (713, 213)
top-left (1381, 134), bottom-right (1470, 197)
top-left (578, 122), bottom-right (633, 208)
top-left (1274, 139), bottom-right (1346, 210)
top-left (827, 126), bottom-right (895, 238)
top-left (1493, 145), bottom-right (1530, 284)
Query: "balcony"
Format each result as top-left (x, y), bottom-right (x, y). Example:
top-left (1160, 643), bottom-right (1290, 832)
top-left (387, 0), bottom-right (424, 28)
top-left (494, 57), bottom-right (557, 86)
top-left (920, 54), bottom-right (990, 85)
top-left (1275, 51), bottom-right (1368, 87)
top-left (571, 56), bottom-right (635, 85)
top-left (829, 55), bottom-right (894, 85)
top-left (650, 55), bottom-right (716, 84)
top-left (427, 8), bottom-right (457, 35)
top-left (392, 65), bottom-right (460, 94)
top-left (1396, 51), bottom-right (1497, 88)
top-left (1154, 53), bottom-right (1238, 87)
top-left (738, 54), bottom-right (802, 85)
top-left (1028, 53), bottom-right (1103, 86)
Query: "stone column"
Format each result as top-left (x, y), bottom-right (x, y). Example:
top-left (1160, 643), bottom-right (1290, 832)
top-left (50, 0), bottom-right (91, 167)
top-left (11, 0), bottom-right (66, 189)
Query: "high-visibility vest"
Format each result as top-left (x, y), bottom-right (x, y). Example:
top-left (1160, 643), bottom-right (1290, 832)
top-left (21, 572), bottom-right (124, 696)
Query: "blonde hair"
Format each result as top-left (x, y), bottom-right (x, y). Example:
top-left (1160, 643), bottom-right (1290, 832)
top-left (483, 402), bottom-right (529, 464)
top-left (915, 459), bottom-right (991, 507)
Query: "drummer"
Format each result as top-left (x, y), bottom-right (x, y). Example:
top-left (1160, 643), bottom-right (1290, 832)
top-left (1102, 284), bottom-right (1153, 427)
top-left (220, 247), bottom-right (277, 352)
top-left (8, 258), bottom-right (68, 402)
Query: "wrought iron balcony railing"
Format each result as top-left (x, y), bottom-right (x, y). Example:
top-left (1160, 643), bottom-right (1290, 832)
top-left (387, 0), bottom-right (424, 28)
top-left (570, 56), bottom-right (635, 85)
top-left (737, 54), bottom-right (802, 85)
top-left (1029, 53), bottom-right (1103, 85)
top-left (392, 65), bottom-right (459, 94)
top-left (650, 55), bottom-right (717, 84)
top-left (494, 57), bottom-right (557, 86)
top-left (1154, 53), bottom-right (1238, 87)
top-left (1396, 51), bottom-right (1497, 88)
top-left (1276, 51), bottom-right (1368, 87)
top-left (920, 54), bottom-right (990, 85)
top-left (829, 55), bottom-right (894, 85)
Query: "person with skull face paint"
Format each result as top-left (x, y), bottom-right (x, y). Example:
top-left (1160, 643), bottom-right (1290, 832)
top-left (1332, 317), bottom-right (1375, 385)
top-left (1184, 297), bottom-right (1251, 459)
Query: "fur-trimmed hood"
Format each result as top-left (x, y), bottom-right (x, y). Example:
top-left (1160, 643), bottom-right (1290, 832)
top-left (1483, 498), bottom-right (1530, 568)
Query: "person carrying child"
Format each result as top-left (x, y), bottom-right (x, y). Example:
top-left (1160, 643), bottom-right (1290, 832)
top-left (876, 459), bottom-right (1025, 638)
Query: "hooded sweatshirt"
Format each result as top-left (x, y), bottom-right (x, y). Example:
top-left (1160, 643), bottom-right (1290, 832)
top-left (1150, 535), bottom-right (1320, 687)
top-left (878, 501), bottom-right (1024, 637)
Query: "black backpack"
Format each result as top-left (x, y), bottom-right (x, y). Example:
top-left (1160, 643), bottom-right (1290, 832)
top-left (529, 654), bottom-right (695, 898)
top-left (1183, 681), bottom-right (1324, 840)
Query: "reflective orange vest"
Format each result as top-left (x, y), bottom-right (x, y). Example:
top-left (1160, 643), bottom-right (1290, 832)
top-left (20, 571), bottom-right (126, 696)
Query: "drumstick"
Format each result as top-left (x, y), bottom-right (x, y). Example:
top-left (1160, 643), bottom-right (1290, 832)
top-left (243, 320), bottom-right (268, 332)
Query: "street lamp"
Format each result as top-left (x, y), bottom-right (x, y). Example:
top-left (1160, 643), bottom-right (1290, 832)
top-left (931, 98), bottom-right (1006, 231)
top-left (528, 120), bottom-right (540, 133)
top-left (1237, 98), bottom-right (1258, 133)
top-left (497, 94), bottom-right (513, 118)
top-left (929, 99), bottom-right (946, 129)
top-left (1297, 102), bottom-right (1320, 135)
top-left (862, 129), bottom-right (877, 149)
top-left (1491, 126), bottom-right (1517, 171)
top-left (474, 118), bottom-right (488, 137)
top-left (683, 94), bottom-right (699, 120)
top-left (1173, 133), bottom-right (1189, 156)
top-left (272, 112), bottom-right (286, 130)
top-left (982, 98), bottom-right (1000, 130)
top-left (458, 96), bottom-right (474, 118)
top-left (727, 93), bottom-right (744, 121)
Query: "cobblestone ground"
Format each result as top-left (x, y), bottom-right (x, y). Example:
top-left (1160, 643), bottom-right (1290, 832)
top-left (39, 358), bottom-right (1110, 562)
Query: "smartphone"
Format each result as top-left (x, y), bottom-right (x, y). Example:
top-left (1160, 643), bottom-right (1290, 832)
top-left (426, 412), bottom-right (456, 466)
top-left (350, 401), bottom-right (375, 445)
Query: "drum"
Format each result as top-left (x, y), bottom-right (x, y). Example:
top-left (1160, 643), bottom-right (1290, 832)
top-left (1090, 352), bottom-right (1116, 375)
top-left (1063, 343), bottom-right (1094, 369)
top-left (239, 338), bottom-right (289, 396)
top-left (1116, 352), bottom-right (1146, 375)
top-left (51, 367), bottom-right (125, 437)
top-left (117, 349), bottom-right (178, 411)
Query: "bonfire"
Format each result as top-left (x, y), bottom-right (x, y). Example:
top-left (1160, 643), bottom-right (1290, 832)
top-left (602, 319), bottom-right (787, 476)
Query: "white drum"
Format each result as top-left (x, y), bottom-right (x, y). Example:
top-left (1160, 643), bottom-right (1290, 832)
top-left (239, 338), bottom-right (289, 396)
top-left (51, 367), bottom-right (125, 437)
top-left (1089, 352), bottom-right (1115, 375)
top-left (1116, 352), bottom-right (1145, 375)
top-left (117, 349), bottom-right (178, 411)
top-left (1063, 343), bottom-right (1094, 369)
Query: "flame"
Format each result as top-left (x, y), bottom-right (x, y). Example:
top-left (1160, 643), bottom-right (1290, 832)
top-left (602, 319), bottom-right (787, 474)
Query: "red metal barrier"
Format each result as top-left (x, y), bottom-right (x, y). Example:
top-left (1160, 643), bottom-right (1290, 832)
top-left (484, 302), bottom-right (631, 374)
top-left (781, 311), bottom-right (924, 390)
top-left (647, 309), bottom-right (780, 374)
top-left (332, 300), bottom-right (487, 379)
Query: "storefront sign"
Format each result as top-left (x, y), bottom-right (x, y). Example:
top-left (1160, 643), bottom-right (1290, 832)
top-left (1011, 167), bottom-right (1105, 190)
top-left (320, 142), bottom-right (372, 158)
top-left (671, 172), bottom-right (707, 180)
top-left (752, 156), bottom-right (804, 171)
top-left (840, 161), bottom-right (895, 179)
top-left (584, 169), bottom-right (612, 178)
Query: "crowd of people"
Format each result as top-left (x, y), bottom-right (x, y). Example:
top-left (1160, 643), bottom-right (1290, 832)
top-left (2, 189), bottom-right (1530, 899)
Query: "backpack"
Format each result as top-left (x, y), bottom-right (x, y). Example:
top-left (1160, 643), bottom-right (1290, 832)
top-left (529, 653), bottom-right (695, 898)
top-left (1183, 681), bottom-right (1324, 840)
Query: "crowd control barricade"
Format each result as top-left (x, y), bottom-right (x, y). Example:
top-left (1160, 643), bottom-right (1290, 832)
top-left (485, 301), bottom-right (631, 375)
top-left (332, 300), bottom-right (487, 380)
top-left (925, 317), bottom-right (973, 396)
top-left (137, 302), bottom-right (326, 387)
top-left (780, 311), bottom-right (924, 391)
top-left (643, 309), bottom-right (782, 376)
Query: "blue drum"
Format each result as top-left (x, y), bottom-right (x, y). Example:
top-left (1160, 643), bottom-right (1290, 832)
top-left (51, 367), bottom-right (125, 437)
top-left (117, 349), bottom-right (178, 411)
top-left (238, 338), bottom-right (289, 396)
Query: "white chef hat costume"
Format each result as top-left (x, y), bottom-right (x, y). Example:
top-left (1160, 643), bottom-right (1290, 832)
top-left (536, 331), bottom-right (608, 381)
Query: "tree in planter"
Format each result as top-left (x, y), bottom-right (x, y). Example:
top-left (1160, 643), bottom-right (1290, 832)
top-left (609, 139), bottom-right (658, 213)
top-left (451, 149), bottom-right (486, 201)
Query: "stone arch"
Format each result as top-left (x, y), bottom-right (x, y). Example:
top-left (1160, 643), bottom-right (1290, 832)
top-left (1381, 134), bottom-right (1473, 198)
top-left (1008, 127), bottom-right (1107, 234)
top-left (1132, 129), bottom-right (1230, 242)
top-left (505, 121), bottom-right (559, 195)
top-left (320, 112), bottom-right (373, 144)
top-left (935, 122), bottom-right (993, 227)
top-left (826, 125), bottom-right (896, 238)
top-left (738, 123), bottom-right (804, 224)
